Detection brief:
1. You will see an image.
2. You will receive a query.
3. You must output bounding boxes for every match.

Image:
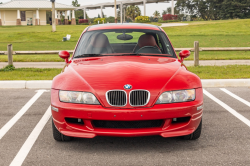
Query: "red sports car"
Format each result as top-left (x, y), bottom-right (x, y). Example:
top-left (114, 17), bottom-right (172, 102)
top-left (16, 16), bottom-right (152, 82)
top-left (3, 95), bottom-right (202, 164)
top-left (51, 23), bottom-right (203, 141)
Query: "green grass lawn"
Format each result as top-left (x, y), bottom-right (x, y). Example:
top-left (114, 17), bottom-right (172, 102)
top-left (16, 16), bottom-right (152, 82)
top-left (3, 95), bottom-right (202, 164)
top-left (0, 68), bottom-right (61, 80)
top-left (0, 25), bottom-right (88, 51)
top-left (182, 51), bottom-right (250, 60)
top-left (0, 19), bottom-right (250, 61)
top-left (0, 65), bottom-right (249, 80)
top-left (188, 65), bottom-right (250, 79)
top-left (0, 54), bottom-right (64, 62)
top-left (165, 19), bottom-right (250, 48)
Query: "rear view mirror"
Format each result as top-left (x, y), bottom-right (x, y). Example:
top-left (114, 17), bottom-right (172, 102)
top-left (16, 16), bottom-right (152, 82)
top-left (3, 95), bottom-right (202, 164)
top-left (59, 51), bottom-right (70, 63)
top-left (117, 33), bottom-right (133, 40)
top-left (179, 50), bottom-right (191, 62)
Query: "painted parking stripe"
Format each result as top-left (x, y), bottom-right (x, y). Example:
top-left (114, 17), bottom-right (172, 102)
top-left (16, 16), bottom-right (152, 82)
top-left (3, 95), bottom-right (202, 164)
top-left (9, 106), bottom-right (51, 166)
top-left (0, 90), bottom-right (48, 140)
top-left (220, 88), bottom-right (250, 107)
top-left (203, 89), bottom-right (250, 127)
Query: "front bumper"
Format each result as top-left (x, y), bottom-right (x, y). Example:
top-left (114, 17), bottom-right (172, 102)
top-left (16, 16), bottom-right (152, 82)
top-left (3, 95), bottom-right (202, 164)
top-left (51, 88), bottom-right (203, 138)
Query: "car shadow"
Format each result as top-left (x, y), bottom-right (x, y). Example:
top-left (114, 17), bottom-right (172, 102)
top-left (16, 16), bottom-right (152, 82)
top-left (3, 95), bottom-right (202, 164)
top-left (58, 135), bottom-right (204, 154)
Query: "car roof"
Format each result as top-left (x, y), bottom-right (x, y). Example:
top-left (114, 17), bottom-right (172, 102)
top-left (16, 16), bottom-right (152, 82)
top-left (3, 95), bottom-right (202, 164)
top-left (87, 23), bottom-right (162, 31)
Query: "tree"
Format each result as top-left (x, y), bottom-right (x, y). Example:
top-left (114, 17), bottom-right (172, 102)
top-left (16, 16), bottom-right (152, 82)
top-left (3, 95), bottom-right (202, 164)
top-left (175, 0), bottom-right (250, 20)
top-left (106, 16), bottom-right (115, 23)
top-left (46, 11), bottom-right (52, 24)
top-left (162, 10), bottom-right (167, 15)
top-left (72, 0), bottom-right (80, 7)
top-left (153, 10), bottom-right (160, 18)
top-left (75, 10), bottom-right (88, 19)
top-left (162, 7), bottom-right (180, 15)
top-left (72, 0), bottom-right (85, 19)
top-left (126, 5), bottom-right (141, 21)
top-left (102, 12), bottom-right (106, 18)
top-left (219, 0), bottom-right (250, 19)
top-left (175, 0), bottom-right (220, 20)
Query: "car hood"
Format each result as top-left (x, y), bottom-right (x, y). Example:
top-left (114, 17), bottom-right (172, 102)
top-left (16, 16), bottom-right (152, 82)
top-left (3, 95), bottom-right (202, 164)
top-left (52, 56), bottom-right (201, 108)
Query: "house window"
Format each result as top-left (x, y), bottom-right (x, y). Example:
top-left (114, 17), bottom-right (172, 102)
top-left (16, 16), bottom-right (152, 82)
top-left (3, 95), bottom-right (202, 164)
top-left (21, 11), bottom-right (26, 21)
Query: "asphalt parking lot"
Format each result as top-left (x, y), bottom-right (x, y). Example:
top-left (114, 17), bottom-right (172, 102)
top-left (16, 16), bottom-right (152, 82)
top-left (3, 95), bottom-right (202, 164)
top-left (1, 88), bottom-right (250, 166)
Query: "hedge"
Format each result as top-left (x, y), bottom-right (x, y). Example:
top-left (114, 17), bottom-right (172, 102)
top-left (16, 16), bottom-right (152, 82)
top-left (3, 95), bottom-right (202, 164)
top-left (135, 16), bottom-right (150, 23)
top-left (94, 18), bottom-right (106, 24)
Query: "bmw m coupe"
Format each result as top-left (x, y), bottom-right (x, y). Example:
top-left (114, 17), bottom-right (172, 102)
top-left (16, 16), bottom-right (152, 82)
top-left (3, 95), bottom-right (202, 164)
top-left (51, 23), bottom-right (203, 141)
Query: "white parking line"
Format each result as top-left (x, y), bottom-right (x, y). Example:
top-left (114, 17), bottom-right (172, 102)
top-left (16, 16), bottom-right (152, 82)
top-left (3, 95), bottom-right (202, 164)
top-left (0, 90), bottom-right (48, 140)
top-left (9, 106), bottom-right (51, 166)
top-left (203, 89), bottom-right (250, 127)
top-left (220, 88), bottom-right (250, 107)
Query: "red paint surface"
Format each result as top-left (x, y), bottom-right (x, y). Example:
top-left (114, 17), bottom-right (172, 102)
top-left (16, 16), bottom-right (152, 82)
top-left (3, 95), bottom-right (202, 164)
top-left (59, 51), bottom-right (70, 63)
top-left (51, 24), bottom-right (203, 138)
top-left (179, 50), bottom-right (191, 62)
top-left (88, 23), bottom-right (160, 31)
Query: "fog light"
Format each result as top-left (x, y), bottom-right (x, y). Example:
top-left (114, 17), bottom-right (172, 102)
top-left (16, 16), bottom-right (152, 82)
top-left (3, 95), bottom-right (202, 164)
top-left (197, 105), bottom-right (203, 111)
top-left (51, 106), bottom-right (59, 112)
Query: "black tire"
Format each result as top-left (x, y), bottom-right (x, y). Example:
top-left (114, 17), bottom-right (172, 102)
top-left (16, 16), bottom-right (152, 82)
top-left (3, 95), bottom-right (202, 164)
top-left (183, 119), bottom-right (202, 140)
top-left (52, 119), bottom-right (73, 142)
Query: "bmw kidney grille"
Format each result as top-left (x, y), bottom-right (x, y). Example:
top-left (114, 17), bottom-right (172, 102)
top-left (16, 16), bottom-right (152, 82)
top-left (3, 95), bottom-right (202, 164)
top-left (129, 90), bottom-right (150, 106)
top-left (106, 90), bottom-right (150, 107)
top-left (106, 90), bottom-right (127, 106)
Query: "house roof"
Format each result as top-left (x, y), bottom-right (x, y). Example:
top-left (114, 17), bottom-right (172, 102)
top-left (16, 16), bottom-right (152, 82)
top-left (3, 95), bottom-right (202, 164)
top-left (77, 0), bottom-right (172, 10)
top-left (0, 0), bottom-right (76, 10)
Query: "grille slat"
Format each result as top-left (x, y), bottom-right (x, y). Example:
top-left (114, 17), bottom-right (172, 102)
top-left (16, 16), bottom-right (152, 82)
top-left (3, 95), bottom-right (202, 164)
top-left (130, 90), bottom-right (150, 106)
top-left (106, 90), bottom-right (127, 106)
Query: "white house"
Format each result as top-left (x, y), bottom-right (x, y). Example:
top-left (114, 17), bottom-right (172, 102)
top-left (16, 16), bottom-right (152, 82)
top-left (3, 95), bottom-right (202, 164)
top-left (0, 0), bottom-right (76, 26)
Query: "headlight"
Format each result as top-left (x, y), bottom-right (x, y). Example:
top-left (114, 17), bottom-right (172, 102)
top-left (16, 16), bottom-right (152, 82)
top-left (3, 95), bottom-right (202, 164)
top-left (156, 89), bottom-right (195, 104)
top-left (59, 90), bottom-right (100, 104)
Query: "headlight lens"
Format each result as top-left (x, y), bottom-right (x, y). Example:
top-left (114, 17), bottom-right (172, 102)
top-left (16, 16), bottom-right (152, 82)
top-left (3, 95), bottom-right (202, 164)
top-left (156, 89), bottom-right (195, 104)
top-left (59, 90), bottom-right (100, 104)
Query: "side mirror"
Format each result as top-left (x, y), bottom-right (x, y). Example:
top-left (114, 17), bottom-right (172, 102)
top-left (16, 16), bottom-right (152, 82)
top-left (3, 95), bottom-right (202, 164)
top-left (59, 51), bottom-right (70, 63)
top-left (179, 50), bottom-right (190, 62)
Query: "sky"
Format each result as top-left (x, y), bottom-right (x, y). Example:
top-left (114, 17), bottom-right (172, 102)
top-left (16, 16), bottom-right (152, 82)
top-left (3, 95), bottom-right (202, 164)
top-left (0, 0), bottom-right (176, 18)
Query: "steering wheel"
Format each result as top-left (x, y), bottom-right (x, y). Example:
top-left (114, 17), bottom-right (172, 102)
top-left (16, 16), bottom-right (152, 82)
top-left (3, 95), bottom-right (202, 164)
top-left (135, 46), bottom-right (162, 54)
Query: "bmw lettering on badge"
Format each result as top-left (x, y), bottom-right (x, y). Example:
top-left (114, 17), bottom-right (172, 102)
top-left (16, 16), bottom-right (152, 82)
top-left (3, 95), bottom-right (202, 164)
top-left (124, 84), bottom-right (132, 90)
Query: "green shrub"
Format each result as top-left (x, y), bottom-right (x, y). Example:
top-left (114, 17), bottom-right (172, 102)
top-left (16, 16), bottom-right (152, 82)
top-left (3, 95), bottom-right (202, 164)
top-left (61, 18), bottom-right (64, 25)
top-left (106, 16), bottom-right (115, 23)
top-left (0, 65), bottom-right (15, 72)
top-left (135, 16), bottom-right (150, 23)
top-left (94, 18), bottom-right (106, 24)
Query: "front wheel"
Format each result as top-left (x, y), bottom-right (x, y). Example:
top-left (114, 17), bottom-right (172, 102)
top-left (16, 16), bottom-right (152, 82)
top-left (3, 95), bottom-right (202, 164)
top-left (52, 119), bottom-right (73, 142)
top-left (183, 119), bottom-right (202, 140)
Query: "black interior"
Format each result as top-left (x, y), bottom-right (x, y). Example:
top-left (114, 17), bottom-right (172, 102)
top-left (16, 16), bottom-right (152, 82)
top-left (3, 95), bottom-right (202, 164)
top-left (110, 43), bottom-right (137, 53)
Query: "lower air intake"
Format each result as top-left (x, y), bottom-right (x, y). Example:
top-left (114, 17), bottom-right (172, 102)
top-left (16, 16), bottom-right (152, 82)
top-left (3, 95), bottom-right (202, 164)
top-left (92, 120), bottom-right (164, 129)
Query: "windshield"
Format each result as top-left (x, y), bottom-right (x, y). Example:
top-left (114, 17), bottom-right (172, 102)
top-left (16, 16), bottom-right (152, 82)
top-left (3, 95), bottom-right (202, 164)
top-left (74, 29), bottom-right (176, 58)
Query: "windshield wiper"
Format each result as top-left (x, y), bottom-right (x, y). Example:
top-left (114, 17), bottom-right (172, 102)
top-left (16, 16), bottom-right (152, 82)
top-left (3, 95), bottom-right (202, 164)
top-left (74, 54), bottom-right (104, 58)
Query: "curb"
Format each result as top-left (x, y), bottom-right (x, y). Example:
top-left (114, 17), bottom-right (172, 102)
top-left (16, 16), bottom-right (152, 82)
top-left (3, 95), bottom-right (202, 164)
top-left (0, 81), bottom-right (52, 89)
top-left (201, 79), bottom-right (250, 88)
top-left (0, 79), bottom-right (250, 89)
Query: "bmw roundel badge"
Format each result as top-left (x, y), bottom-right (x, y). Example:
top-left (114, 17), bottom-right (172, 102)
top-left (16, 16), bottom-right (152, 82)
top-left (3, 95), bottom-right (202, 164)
top-left (124, 84), bottom-right (132, 90)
